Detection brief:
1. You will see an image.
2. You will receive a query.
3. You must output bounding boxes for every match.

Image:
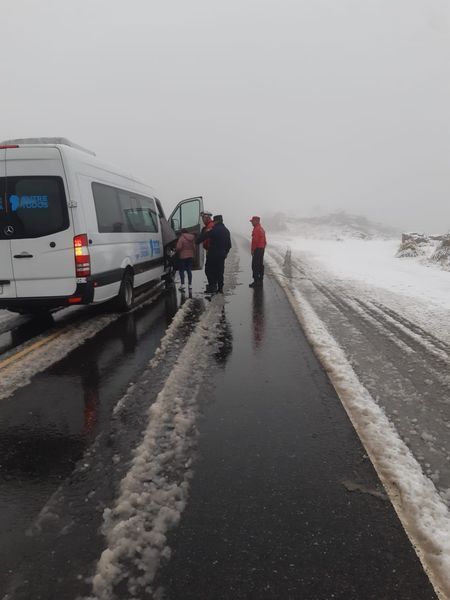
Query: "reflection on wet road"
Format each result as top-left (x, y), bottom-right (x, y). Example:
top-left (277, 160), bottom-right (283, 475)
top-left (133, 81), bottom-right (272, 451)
top-left (252, 286), bottom-right (265, 349)
top-left (0, 288), bottom-right (183, 598)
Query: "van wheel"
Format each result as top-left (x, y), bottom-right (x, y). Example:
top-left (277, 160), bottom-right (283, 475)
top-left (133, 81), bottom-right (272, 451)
top-left (115, 271), bottom-right (134, 312)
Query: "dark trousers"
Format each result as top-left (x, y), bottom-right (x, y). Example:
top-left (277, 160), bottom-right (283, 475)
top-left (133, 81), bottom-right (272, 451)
top-left (178, 257), bottom-right (193, 285)
top-left (206, 255), bottom-right (225, 291)
top-left (252, 248), bottom-right (265, 283)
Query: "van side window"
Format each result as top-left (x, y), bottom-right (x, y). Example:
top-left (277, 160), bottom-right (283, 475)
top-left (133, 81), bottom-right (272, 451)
top-left (137, 196), bottom-right (159, 232)
top-left (92, 183), bottom-right (123, 233)
top-left (92, 183), bottom-right (159, 234)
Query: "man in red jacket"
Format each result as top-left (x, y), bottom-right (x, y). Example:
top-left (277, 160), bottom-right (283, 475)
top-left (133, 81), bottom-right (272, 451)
top-left (249, 216), bottom-right (267, 288)
top-left (200, 211), bottom-right (215, 290)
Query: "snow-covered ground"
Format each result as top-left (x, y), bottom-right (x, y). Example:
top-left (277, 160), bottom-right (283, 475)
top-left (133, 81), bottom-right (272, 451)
top-left (268, 230), bottom-right (450, 598)
top-left (279, 237), bottom-right (450, 319)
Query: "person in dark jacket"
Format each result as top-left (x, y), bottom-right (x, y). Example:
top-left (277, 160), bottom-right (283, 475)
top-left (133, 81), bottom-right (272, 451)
top-left (196, 214), bottom-right (231, 294)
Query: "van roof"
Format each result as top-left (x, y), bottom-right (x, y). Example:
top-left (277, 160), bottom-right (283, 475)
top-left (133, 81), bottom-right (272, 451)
top-left (0, 137), bottom-right (96, 156)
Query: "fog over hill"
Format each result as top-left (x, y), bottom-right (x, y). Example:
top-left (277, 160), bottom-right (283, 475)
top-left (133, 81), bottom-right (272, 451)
top-left (264, 211), bottom-right (401, 241)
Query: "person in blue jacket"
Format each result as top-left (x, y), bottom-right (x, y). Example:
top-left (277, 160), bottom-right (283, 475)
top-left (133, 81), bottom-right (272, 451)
top-left (196, 214), bottom-right (232, 294)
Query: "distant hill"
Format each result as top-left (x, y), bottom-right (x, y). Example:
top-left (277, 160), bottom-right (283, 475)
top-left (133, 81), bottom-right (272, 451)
top-left (264, 211), bottom-right (400, 240)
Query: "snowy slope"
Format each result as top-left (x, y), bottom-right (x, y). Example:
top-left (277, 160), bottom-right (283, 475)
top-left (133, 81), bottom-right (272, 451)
top-left (265, 210), bottom-right (400, 240)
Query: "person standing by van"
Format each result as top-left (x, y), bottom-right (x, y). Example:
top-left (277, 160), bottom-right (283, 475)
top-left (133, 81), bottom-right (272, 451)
top-left (200, 211), bottom-right (214, 248)
top-left (249, 216), bottom-right (266, 288)
top-left (196, 215), bottom-right (231, 294)
top-left (176, 228), bottom-right (196, 292)
top-left (200, 211), bottom-right (215, 290)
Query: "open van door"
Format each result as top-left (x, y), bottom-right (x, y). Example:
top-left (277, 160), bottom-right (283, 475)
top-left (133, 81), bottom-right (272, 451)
top-left (0, 148), bottom-right (17, 299)
top-left (169, 196), bottom-right (204, 270)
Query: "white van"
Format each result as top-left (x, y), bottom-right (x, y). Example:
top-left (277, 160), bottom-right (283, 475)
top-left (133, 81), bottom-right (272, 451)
top-left (0, 138), bottom-right (204, 313)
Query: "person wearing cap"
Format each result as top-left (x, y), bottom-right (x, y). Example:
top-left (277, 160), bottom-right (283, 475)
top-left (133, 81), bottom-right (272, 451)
top-left (249, 216), bottom-right (267, 288)
top-left (196, 214), bottom-right (231, 294)
top-left (200, 211), bottom-right (214, 246)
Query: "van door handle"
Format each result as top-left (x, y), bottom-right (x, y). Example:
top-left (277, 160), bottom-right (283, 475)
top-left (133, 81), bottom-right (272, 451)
top-left (13, 253), bottom-right (34, 258)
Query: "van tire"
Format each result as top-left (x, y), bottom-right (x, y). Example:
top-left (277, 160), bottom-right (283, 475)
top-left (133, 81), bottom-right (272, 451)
top-left (115, 271), bottom-right (134, 312)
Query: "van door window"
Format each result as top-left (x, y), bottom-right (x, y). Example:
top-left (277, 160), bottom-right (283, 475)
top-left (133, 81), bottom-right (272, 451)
top-left (0, 176), bottom-right (69, 239)
top-left (181, 199), bottom-right (201, 228)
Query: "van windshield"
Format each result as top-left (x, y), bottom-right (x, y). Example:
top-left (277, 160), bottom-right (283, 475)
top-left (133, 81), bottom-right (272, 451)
top-left (0, 176), bottom-right (69, 239)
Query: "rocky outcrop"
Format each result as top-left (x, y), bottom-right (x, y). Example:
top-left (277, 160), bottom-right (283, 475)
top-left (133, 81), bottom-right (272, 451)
top-left (396, 233), bottom-right (429, 258)
top-left (430, 235), bottom-right (450, 269)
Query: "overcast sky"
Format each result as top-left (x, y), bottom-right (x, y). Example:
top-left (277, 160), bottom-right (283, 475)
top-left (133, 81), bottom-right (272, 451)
top-left (2, 0), bottom-right (450, 233)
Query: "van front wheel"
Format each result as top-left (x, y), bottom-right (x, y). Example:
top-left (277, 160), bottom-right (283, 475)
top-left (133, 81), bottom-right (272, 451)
top-left (115, 271), bottom-right (134, 312)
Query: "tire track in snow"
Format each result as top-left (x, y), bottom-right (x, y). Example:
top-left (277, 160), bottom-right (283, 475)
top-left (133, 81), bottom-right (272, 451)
top-left (281, 249), bottom-right (450, 403)
top-left (369, 300), bottom-right (450, 355)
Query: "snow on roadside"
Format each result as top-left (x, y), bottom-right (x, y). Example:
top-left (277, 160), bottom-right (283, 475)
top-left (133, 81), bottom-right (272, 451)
top-left (270, 236), bottom-right (450, 314)
top-left (87, 248), bottom-right (239, 600)
top-left (267, 251), bottom-right (450, 600)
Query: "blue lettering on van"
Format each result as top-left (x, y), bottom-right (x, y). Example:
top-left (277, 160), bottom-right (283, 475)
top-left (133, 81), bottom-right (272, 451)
top-left (151, 240), bottom-right (160, 255)
top-left (9, 195), bottom-right (49, 211)
top-left (138, 241), bottom-right (150, 259)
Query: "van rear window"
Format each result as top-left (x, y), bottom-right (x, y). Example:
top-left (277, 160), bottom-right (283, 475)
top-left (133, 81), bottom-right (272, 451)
top-left (0, 176), bottom-right (69, 239)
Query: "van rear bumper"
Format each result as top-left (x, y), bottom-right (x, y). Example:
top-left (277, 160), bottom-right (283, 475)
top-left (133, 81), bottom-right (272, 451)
top-left (0, 282), bottom-right (94, 311)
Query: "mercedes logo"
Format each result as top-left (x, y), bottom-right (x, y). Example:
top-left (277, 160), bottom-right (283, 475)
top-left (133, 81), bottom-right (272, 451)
top-left (4, 225), bottom-right (14, 236)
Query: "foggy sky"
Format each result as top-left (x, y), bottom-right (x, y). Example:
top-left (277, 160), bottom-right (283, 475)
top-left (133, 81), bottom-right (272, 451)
top-left (2, 0), bottom-right (450, 233)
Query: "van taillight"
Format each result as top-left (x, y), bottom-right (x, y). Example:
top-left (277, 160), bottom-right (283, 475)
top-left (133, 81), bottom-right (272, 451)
top-left (0, 145), bottom-right (19, 149)
top-left (74, 234), bottom-right (91, 277)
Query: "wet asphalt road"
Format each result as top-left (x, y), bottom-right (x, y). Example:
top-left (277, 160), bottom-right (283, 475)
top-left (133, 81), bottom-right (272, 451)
top-left (156, 243), bottom-right (437, 600)
top-left (0, 289), bottom-right (183, 599)
top-left (0, 242), bottom-right (438, 599)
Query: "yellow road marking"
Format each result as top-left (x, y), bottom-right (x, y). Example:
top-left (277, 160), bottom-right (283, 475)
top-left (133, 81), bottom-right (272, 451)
top-left (0, 284), bottom-right (165, 373)
top-left (0, 329), bottom-right (67, 371)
